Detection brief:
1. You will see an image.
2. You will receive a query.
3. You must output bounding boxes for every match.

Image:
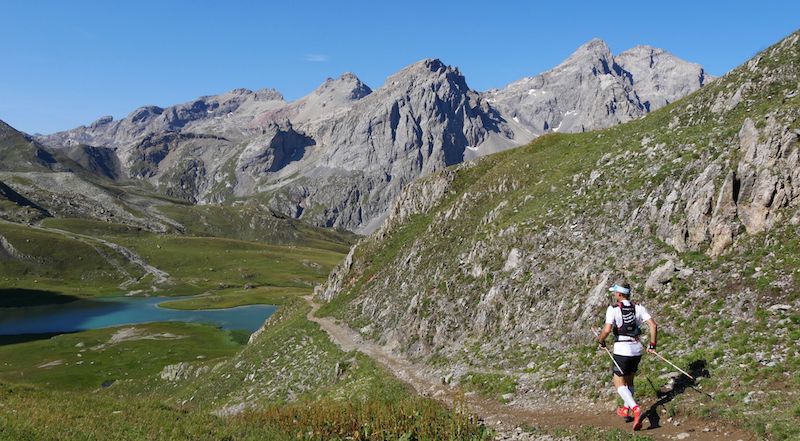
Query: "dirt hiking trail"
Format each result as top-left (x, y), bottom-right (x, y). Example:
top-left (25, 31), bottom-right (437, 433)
top-left (305, 296), bottom-right (754, 441)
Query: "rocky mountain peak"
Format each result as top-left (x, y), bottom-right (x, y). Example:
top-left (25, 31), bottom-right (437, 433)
top-left (265, 55), bottom-right (521, 232)
top-left (615, 45), bottom-right (712, 110)
top-left (618, 44), bottom-right (666, 60)
top-left (252, 88), bottom-right (285, 101)
top-left (228, 87), bottom-right (253, 95)
top-left (577, 37), bottom-right (610, 52)
top-left (420, 58), bottom-right (448, 73)
top-left (89, 115), bottom-right (114, 129)
top-left (128, 105), bottom-right (164, 124)
top-left (383, 58), bottom-right (470, 97)
top-left (255, 72), bottom-right (374, 130)
top-left (314, 73), bottom-right (372, 100)
top-left (390, 58), bottom-right (453, 81)
top-left (561, 37), bottom-right (613, 68)
top-left (485, 38), bottom-right (710, 137)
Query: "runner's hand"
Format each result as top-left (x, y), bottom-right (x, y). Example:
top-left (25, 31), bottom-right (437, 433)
top-left (598, 340), bottom-right (606, 349)
top-left (648, 342), bottom-right (657, 352)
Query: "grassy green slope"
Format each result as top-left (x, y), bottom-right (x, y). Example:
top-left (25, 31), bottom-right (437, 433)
top-left (0, 221), bottom-right (143, 296)
top-left (0, 291), bottom-right (491, 441)
top-left (171, 296), bottom-right (395, 410)
top-left (0, 192), bottom-right (354, 300)
top-left (156, 203), bottom-right (356, 252)
top-left (316, 31), bottom-right (800, 439)
top-left (0, 322), bottom-right (243, 392)
top-left (0, 381), bottom-right (490, 441)
top-left (0, 218), bottom-right (346, 299)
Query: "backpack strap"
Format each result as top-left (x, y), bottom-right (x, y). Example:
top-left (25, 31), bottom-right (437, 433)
top-left (612, 302), bottom-right (622, 337)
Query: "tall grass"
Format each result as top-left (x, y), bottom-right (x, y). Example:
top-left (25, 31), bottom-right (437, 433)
top-left (237, 396), bottom-right (491, 441)
top-left (0, 381), bottom-right (490, 441)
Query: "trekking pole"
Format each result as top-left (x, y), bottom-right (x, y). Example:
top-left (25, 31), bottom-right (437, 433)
top-left (646, 377), bottom-right (661, 397)
top-left (591, 328), bottom-right (624, 375)
top-left (649, 350), bottom-right (695, 381)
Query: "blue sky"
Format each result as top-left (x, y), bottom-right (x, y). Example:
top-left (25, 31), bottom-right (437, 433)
top-left (1, 1), bottom-right (798, 134)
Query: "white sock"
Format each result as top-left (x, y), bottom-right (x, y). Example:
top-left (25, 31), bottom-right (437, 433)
top-left (617, 386), bottom-right (638, 409)
top-left (628, 385), bottom-right (635, 399)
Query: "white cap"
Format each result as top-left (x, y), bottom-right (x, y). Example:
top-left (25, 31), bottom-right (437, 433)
top-left (609, 284), bottom-right (631, 295)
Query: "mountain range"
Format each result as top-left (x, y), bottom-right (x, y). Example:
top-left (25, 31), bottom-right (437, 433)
top-left (33, 38), bottom-right (711, 233)
top-left (2, 28), bottom-right (799, 440)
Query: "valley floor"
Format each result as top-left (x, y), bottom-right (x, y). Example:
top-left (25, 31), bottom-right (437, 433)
top-left (304, 296), bottom-right (756, 441)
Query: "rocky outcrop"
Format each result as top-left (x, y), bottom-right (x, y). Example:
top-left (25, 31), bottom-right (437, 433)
top-left (160, 361), bottom-right (214, 382)
top-left (375, 169), bottom-right (457, 238)
top-left (234, 121), bottom-right (315, 195)
top-left (315, 169), bottom-right (457, 301)
top-left (645, 260), bottom-right (677, 292)
top-left (735, 117), bottom-right (799, 234)
top-left (645, 116), bottom-right (799, 257)
top-left (315, 245), bottom-right (357, 303)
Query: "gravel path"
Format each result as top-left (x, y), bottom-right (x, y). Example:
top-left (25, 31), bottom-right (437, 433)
top-left (304, 296), bottom-right (754, 441)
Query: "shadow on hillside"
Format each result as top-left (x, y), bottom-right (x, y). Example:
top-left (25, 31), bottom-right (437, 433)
top-left (642, 359), bottom-right (709, 431)
top-left (0, 288), bottom-right (81, 308)
top-left (0, 331), bottom-right (78, 346)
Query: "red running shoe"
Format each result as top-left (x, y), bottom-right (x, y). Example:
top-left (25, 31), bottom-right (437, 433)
top-left (616, 406), bottom-right (630, 418)
top-left (632, 405), bottom-right (643, 431)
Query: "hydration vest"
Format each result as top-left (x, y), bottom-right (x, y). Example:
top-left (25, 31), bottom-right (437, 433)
top-left (612, 301), bottom-right (641, 342)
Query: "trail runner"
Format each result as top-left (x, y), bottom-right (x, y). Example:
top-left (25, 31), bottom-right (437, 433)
top-left (596, 282), bottom-right (658, 431)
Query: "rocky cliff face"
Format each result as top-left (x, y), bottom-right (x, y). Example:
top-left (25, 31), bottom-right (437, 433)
top-left (266, 59), bottom-right (521, 232)
top-left (485, 39), bottom-right (710, 136)
top-left (36, 41), bottom-right (709, 232)
top-left (315, 31), bottom-right (799, 410)
top-left (36, 63), bottom-right (522, 231)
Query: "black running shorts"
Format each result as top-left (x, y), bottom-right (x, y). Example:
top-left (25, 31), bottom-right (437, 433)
top-left (612, 354), bottom-right (642, 376)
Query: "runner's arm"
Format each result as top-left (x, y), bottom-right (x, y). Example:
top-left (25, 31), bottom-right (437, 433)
top-left (598, 323), bottom-right (613, 345)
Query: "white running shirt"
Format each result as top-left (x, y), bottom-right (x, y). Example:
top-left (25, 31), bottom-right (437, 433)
top-left (605, 300), bottom-right (652, 356)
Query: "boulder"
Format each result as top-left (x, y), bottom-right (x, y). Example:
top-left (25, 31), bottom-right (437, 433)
top-left (646, 260), bottom-right (676, 292)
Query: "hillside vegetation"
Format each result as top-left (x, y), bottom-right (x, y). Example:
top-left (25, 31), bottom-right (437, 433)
top-left (315, 31), bottom-right (800, 439)
top-left (0, 294), bottom-right (491, 440)
top-left (0, 217), bottom-right (347, 300)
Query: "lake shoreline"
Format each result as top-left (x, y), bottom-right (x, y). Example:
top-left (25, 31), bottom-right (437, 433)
top-left (0, 294), bottom-right (277, 337)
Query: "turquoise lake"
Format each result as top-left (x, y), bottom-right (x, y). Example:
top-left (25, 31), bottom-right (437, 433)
top-left (0, 296), bottom-right (277, 335)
